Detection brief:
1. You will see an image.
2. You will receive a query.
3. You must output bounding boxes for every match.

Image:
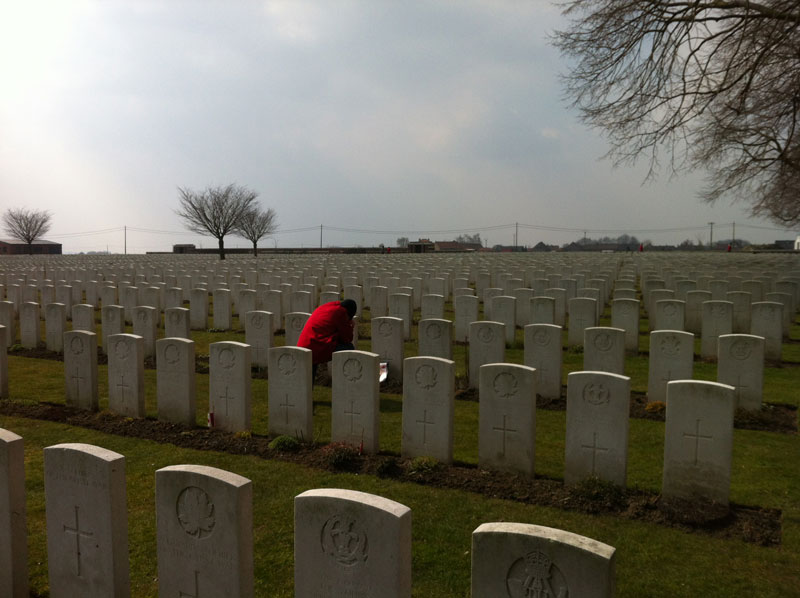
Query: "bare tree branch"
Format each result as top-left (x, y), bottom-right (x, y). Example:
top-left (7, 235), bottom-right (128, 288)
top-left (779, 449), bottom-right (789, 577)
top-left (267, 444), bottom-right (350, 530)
top-left (2, 208), bottom-right (53, 254)
top-left (235, 207), bottom-right (278, 256)
top-left (175, 184), bottom-right (258, 259)
top-left (553, 0), bottom-right (800, 224)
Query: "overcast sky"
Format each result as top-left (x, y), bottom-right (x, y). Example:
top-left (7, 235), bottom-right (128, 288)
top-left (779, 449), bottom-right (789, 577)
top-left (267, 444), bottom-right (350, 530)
top-left (1, 1), bottom-right (796, 253)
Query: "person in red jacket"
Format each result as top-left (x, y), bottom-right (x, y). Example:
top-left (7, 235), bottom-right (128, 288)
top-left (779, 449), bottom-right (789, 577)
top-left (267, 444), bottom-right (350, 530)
top-left (298, 299), bottom-right (357, 379)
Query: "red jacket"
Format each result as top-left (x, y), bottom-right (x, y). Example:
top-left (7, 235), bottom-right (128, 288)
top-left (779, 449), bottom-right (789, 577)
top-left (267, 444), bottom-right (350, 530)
top-left (297, 301), bottom-right (354, 364)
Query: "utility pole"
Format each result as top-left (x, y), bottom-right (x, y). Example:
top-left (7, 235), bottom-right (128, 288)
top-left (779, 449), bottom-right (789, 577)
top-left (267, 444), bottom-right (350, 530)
top-left (320, 224), bottom-right (323, 248)
top-left (515, 222), bottom-right (519, 248)
top-left (124, 225), bottom-right (127, 255)
top-left (732, 222), bottom-right (736, 246)
top-left (708, 222), bottom-right (714, 249)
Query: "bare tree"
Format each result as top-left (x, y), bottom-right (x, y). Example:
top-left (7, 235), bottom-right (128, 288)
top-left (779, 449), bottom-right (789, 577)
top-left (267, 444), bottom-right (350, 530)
top-left (2, 208), bottom-right (53, 254)
top-left (554, 1), bottom-right (800, 225)
top-left (175, 184), bottom-right (258, 259)
top-left (235, 207), bottom-right (278, 256)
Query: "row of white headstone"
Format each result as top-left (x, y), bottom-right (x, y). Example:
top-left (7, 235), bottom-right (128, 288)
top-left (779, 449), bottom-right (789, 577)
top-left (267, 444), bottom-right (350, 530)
top-left (52, 322), bottom-right (739, 505)
top-left (0, 433), bottom-right (616, 598)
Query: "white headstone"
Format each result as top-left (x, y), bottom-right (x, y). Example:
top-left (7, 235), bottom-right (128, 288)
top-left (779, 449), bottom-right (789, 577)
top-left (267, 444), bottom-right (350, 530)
top-left (45, 302), bottom-right (67, 352)
top-left (401, 356), bottom-right (455, 464)
top-left (164, 307), bottom-right (190, 339)
top-left (156, 464), bottom-right (253, 598)
top-left (156, 338), bottom-right (196, 426)
top-left (0, 428), bottom-right (27, 598)
top-left (647, 330), bottom-right (694, 404)
top-left (565, 371), bottom-right (630, 486)
top-left (583, 327), bottom-right (626, 375)
top-left (567, 297), bottom-right (597, 346)
top-left (107, 333), bottom-right (145, 418)
top-left (478, 363), bottom-right (537, 475)
top-left (662, 381), bottom-right (735, 505)
top-left (468, 321), bottom-right (505, 388)
top-left (418, 318), bottom-right (453, 360)
top-left (471, 522), bottom-right (615, 598)
top-left (64, 331), bottom-right (99, 411)
top-left (44, 443), bottom-right (130, 597)
top-left (268, 346), bottom-right (313, 440)
top-left (371, 317), bottom-right (404, 382)
top-left (131, 306), bottom-right (157, 359)
top-left (331, 350), bottom-right (380, 453)
top-left (209, 341), bottom-right (252, 433)
top-left (717, 334), bottom-right (765, 410)
top-left (610, 298), bottom-right (639, 353)
top-left (523, 323), bottom-right (563, 400)
top-left (294, 488), bottom-right (411, 598)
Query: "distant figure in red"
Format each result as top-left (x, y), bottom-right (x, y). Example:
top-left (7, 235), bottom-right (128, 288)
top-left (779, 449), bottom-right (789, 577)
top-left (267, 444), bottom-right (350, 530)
top-left (638, 243), bottom-right (644, 252)
top-left (298, 299), bottom-right (357, 379)
top-left (727, 243), bottom-right (732, 252)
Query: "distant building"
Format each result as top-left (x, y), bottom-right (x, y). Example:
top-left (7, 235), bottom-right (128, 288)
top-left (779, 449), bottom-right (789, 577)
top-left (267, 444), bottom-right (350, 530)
top-left (173, 244), bottom-right (197, 254)
top-left (0, 239), bottom-right (62, 255)
top-left (775, 239), bottom-right (795, 250)
top-left (435, 241), bottom-right (482, 252)
top-left (408, 239), bottom-right (435, 253)
top-left (795, 236), bottom-right (800, 250)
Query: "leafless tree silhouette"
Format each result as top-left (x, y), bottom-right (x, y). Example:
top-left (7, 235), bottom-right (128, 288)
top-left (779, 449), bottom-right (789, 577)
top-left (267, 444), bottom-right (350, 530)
top-left (554, 1), bottom-right (800, 224)
top-left (3, 208), bottom-right (53, 254)
top-left (175, 184), bottom-right (258, 259)
top-left (236, 207), bottom-right (278, 256)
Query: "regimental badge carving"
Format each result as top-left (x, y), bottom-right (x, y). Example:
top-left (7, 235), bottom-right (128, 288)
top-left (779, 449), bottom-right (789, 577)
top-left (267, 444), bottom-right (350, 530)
top-left (619, 303), bottom-right (632, 315)
top-left (425, 323), bottom-right (442, 340)
top-left (70, 336), bottom-right (84, 355)
top-left (711, 304), bottom-right (728, 317)
top-left (416, 364), bottom-right (438, 389)
top-left (320, 515), bottom-right (368, 567)
top-left (660, 334), bottom-right (681, 356)
top-left (164, 343), bottom-right (180, 365)
top-left (292, 317), bottom-right (304, 331)
top-left (593, 332), bottom-right (613, 352)
top-left (278, 353), bottom-right (297, 376)
top-left (169, 311), bottom-right (180, 325)
top-left (477, 325), bottom-right (494, 343)
top-left (250, 314), bottom-right (263, 329)
top-left (583, 382), bottom-right (610, 405)
top-left (176, 486), bottom-right (215, 539)
top-left (378, 321), bottom-right (393, 337)
top-left (730, 339), bottom-right (752, 360)
top-left (493, 372), bottom-right (518, 398)
top-left (506, 550), bottom-right (568, 598)
top-left (137, 310), bottom-right (147, 323)
top-left (343, 358), bottom-right (363, 382)
top-left (533, 329), bottom-right (550, 346)
top-left (663, 303), bottom-right (677, 317)
top-left (114, 339), bottom-right (130, 360)
top-left (218, 347), bottom-right (235, 369)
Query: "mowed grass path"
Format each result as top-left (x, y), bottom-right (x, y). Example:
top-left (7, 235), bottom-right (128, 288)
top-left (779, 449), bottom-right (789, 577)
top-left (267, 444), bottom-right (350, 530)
top-left (2, 306), bottom-right (799, 597)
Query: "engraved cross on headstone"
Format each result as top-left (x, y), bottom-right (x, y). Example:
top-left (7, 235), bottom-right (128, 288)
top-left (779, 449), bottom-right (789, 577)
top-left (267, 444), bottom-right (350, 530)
top-left (734, 375), bottom-right (750, 402)
top-left (416, 409), bottom-right (435, 444)
top-left (344, 399), bottom-right (361, 434)
top-left (581, 431), bottom-right (610, 474)
top-left (660, 369), bottom-right (673, 384)
top-left (63, 505), bottom-right (93, 577)
top-left (116, 374), bottom-right (129, 400)
top-left (217, 386), bottom-right (235, 416)
top-left (280, 394), bottom-right (295, 424)
top-left (71, 367), bottom-right (84, 396)
top-left (683, 418), bottom-right (713, 465)
top-left (492, 413), bottom-right (517, 456)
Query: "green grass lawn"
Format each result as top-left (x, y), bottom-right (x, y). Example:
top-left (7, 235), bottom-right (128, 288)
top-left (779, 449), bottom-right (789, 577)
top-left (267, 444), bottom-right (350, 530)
top-left (1, 302), bottom-right (799, 597)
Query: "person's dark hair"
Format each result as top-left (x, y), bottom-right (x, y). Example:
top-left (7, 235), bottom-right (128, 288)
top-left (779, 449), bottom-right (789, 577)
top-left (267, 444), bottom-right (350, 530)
top-left (340, 299), bottom-right (357, 319)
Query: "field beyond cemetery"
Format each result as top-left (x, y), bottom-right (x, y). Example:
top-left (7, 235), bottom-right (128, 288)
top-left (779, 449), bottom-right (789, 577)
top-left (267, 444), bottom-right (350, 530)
top-left (1, 252), bottom-right (799, 597)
